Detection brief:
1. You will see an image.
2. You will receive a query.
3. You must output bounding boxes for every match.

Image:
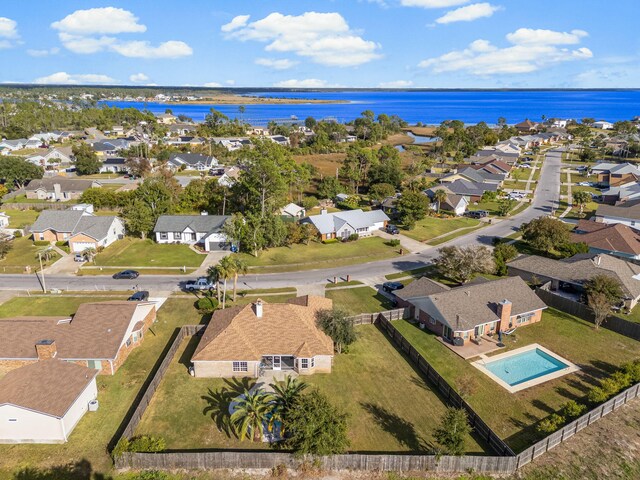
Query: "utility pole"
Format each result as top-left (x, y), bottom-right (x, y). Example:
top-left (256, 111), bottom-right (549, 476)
top-left (38, 251), bottom-right (46, 293)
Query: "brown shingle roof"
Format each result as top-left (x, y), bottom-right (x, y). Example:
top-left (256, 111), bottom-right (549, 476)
top-left (394, 277), bottom-right (450, 301)
top-left (0, 360), bottom-right (98, 417)
top-left (572, 220), bottom-right (640, 256)
top-left (596, 199), bottom-right (640, 222)
top-left (192, 296), bottom-right (334, 362)
top-left (0, 301), bottom-right (155, 361)
top-left (409, 277), bottom-right (547, 331)
top-left (508, 253), bottom-right (640, 300)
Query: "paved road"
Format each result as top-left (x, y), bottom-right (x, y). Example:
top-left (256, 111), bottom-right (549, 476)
top-left (0, 150), bottom-right (563, 293)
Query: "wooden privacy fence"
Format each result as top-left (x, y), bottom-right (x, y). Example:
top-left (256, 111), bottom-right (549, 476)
top-left (348, 307), bottom-right (409, 326)
top-left (376, 313), bottom-right (515, 457)
top-left (515, 383), bottom-right (640, 468)
top-left (120, 324), bottom-right (205, 440)
top-left (536, 286), bottom-right (640, 341)
top-left (116, 451), bottom-right (518, 473)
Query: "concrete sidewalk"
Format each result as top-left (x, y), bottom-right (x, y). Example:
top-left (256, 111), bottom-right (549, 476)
top-left (373, 229), bottom-right (429, 253)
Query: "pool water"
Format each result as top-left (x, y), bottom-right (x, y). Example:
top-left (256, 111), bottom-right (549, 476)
top-left (484, 348), bottom-right (569, 387)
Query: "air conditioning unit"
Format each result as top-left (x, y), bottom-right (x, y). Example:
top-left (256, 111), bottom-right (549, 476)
top-left (88, 399), bottom-right (99, 412)
top-left (419, 323), bottom-right (425, 330)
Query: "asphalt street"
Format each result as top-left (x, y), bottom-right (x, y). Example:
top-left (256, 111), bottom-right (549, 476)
top-left (0, 149), bottom-right (562, 293)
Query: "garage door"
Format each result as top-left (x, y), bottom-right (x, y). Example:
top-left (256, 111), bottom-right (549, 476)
top-left (71, 241), bottom-right (95, 253)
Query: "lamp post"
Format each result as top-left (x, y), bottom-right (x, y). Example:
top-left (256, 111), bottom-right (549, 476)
top-left (37, 251), bottom-right (46, 293)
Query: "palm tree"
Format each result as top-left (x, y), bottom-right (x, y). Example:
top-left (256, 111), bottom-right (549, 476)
top-left (81, 247), bottom-right (97, 263)
top-left (269, 375), bottom-right (307, 435)
top-left (433, 189), bottom-right (448, 215)
top-left (231, 256), bottom-right (248, 302)
top-left (206, 265), bottom-right (221, 304)
top-left (216, 256), bottom-right (234, 309)
top-left (36, 247), bottom-right (55, 263)
top-left (572, 190), bottom-right (591, 216)
top-left (230, 389), bottom-right (275, 442)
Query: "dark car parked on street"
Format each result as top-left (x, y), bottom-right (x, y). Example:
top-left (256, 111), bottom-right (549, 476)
top-left (113, 270), bottom-right (140, 279)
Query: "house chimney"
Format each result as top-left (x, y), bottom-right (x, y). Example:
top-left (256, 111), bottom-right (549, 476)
top-left (35, 339), bottom-right (57, 360)
top-left (455, 314), bottom-right (461, 330)
top-left (254, 299), bottom-right (263, 318)
top-left (321, 208), bottom-right (327, 215)
top-left (200, 211), bottom-right (208, 216)
top-left (497, 300), bottom-right (512, 330)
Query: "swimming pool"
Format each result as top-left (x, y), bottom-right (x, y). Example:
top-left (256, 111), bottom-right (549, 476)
top-left (472, 344), bottom-right (579, 393)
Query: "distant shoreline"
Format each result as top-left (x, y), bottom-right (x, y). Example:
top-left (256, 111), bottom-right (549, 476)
top-left (164, 94), bottom-right (348, 106)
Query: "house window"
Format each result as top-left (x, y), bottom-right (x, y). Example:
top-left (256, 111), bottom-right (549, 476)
top-left (516, 313), bottom-right (534, 324)
top-left (173, 232), bottom-right (182, 240)
top-left (300, 358), bottom-right (309, 369)
top-left (159, 232), bottom-right (168, 240)
top-left (311, 357), bottom-right (315, 368)
top-left (132, 332), bottom-right (138, 342)
top-left (233, 361), bottom-right (248, 372)
top-left (8, 419), bottom-right (17, 422)
top-left (39, 233), bottom-right (45, 241)
top-left (126, 337), bottom-right (132, 347)
top-left (429, 317), bottom-right (436, 325)
top-left (87, 360), bottom-right (101, 370)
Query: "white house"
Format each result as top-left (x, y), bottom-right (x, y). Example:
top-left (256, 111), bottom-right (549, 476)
top-left (280, 203), bottom-right (306, 219)
top-left (302, 209), bottom-right (389, 241)
top-left (0, 212), bottom-right (9, 228)
top-left (153, 214), bottom-right (230, 251)
top-left (0, 360), bottom-right (99, 443)
top-left (593, 121), bottom-right (614, 130)
top-left (218, 167), bottom-right (241, 187)
top-left (167, 153), bottom-right (217, 171)
top-left (0, 139), bottom-right (28, 152)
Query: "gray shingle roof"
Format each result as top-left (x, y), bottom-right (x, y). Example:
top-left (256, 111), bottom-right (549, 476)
top-left (153, 215), bottom-right (229, 234)
top-left (395, 277), bottom-right (450, 301)
top-left (409, 276), bottom-right (547, 331)
top-left (25, 177), bottom-right (97, 193)
top-left (167, 153), bottom-right (217, 168)
top-left (445, 179), bottom-right (498, 197)
top-left (303, 209), bottom-right (389, 235)
top-left (74, 216), bottom-right (119, 240)
top-left (31, 210), bottom-right (84, 233)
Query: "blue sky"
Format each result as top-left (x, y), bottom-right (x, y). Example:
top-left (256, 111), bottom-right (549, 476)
top-left (0, 0), bottom-right (638, 88)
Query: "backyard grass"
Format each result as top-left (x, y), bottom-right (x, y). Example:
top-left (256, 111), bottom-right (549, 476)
top-left (5, 209), bottom-right (39, 228)
top-left (326, 286), bottom-right (393, 314)
top-left (0, 295), bottom-right (128, 317)
top-left (0, 237), bottom-right (60, 273)
top-left (238, 237), bottom-right (402, 273)
top-left (135, 325), bottom-right (486, 454)
top-left (401, 217), bottom-right (480, 243)
top-left (0, 297), bottom-right (205, 477)
top-left (92, 238), bottom-right (205, 268)
top-left (393, 308), bottom-right (640, 452)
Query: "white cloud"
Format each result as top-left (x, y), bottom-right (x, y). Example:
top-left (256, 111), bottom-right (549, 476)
top-left (51, 8), bottom-right (192, 59)
top-left (225, 80), bottom-right (235, 86)
top-left (111, 40), bottom-right (192, 58)
top-left (255, 58), bottom-right (298, 70)
top-left (436, 3), bottom-right (501, 24)
top-left (27, 47), bottom-right (60, 57)
top-left (400, 0), bottom-right (470, 8)
top-left (33, 72), bottom-right (116, 85)
top-left (418, 27), bottom-right (592, 75)
top-left (378, 80), bottom-right (414, 88)
top-left (129, 73), bottom-right (149, 83)
top-left (274, 78), bottom-right (341, 88)
top-left (203, 82), bottom-right (222, 87)
top-left (222, 12), bottom-right (381, 67)
top-left (221, 15), bottom-right (250, 33)
top-left (505, 28), bottom-right (588, 46)
top-left (0, 17), bottom-right (18, 39)
top-left (51, 7), bottom-right (146, 35)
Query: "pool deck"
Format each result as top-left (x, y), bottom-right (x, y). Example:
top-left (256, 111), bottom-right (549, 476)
top-left (437, 335), bottom-right (504, 360)
top-left (471, 343), bottom-right (580, 393)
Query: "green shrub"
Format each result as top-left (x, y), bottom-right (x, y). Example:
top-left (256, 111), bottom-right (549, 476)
top-left (622, 360), bottom-right (640, 383)
top-left (120, 470), bottom-right (169, 480)
top-left (55, 240), bottom-right (67, 247)
top-left (588, 386), bottom-right (609, 404)
top-left (128, 435), bottom-right (166, 453)
top-left (536, 413), bottom-right (565, 434)
top-left (112, 438), bottom-right (130, 458)
top-left (301, 196), bottom-right (319, 210)
top-left (34, 240), bottom-right (50, 246)
top-left (322, 238), bottom-right (338, 244)
top-left (196, 296), bottom-right (219, 313)
top-left (13, 230), bottom-right (22, 238)
top-left (386, 239), bottom-right (401, 247)
top-left (560, 400), bottom-right (587, 419)
top-left (347, 233), bottom-right (359, 242)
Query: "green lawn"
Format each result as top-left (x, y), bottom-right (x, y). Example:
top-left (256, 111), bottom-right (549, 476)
top-left (0, 295), bottom-right (128, 318)
top-left (0, 237), bottom-right (60, 274)
top-left (5, 209), bottom-right (39, 228)
top-left (386, 265), bottom-right (432, 280)
top-left (92, 238), bottom-right (205, 268)
top-left (135, 325), bottom-right (486, 454)
top-left (326, 286), bottom-right (394, 314)
top-left (393, 308), bottom-right (640, 452)
top-left (238, 237), bottom-right (402, 273)
top-left (401, 217), bottom-right (480, 243)
top-left (427, 223), bottom-right (485, 246)
top-left (0, 298), bottom-right (206, 478)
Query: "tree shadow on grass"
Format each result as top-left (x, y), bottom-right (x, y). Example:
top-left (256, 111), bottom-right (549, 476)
top-left (201, 377), bottom-right (255, 438)
top-left (360, 401), bottom-right (431, 453)
top-left (12, 459), bottom-right (109, 480)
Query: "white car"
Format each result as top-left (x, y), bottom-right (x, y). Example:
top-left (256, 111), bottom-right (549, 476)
top-left (577, 182), bottom-right (590, 186)
top-left (519, 164), bottom-right (532, 169)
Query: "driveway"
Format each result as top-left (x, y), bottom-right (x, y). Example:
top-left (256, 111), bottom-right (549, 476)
top-left (0, 149), bottom-right (563, 292)
top-left (372, 229), bottom-right (429, 253)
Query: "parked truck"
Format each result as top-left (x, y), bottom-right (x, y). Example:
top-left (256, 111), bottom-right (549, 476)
top-left (184, 277), bottom-right (215, 292)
